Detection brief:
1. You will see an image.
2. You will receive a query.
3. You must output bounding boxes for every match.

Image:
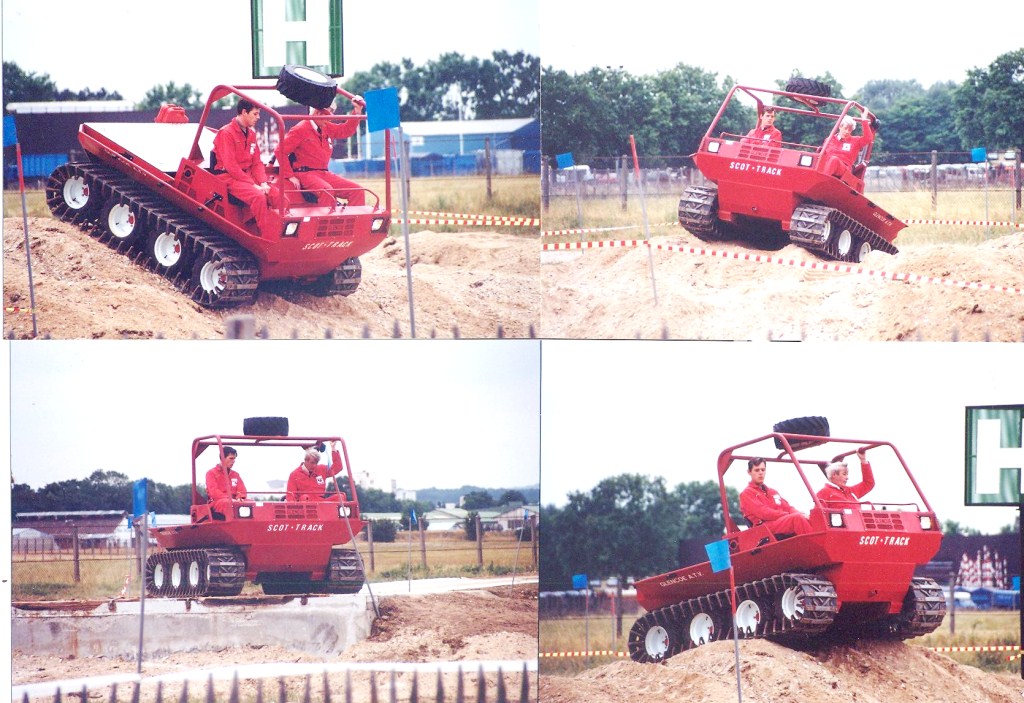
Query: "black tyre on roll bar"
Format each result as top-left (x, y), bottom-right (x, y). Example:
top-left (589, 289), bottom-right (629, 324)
top-left (243, 416), bottom-right (290, 436)
top-left (784, 77), bottom-right (832, 98)
top-left (276, 65), bottom-right (338, 109)
top-left (772, 416), bottom-right (830, 450)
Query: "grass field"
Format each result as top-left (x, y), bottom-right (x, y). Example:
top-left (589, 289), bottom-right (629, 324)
top-left (539, 609), bottom-right (1022, 675)
top-left (541, 189), bottom-right (1023, 246)
top-left (11, 531), bottom-right (537, 601)
top-left (4, 173), bottom-right (540, 235)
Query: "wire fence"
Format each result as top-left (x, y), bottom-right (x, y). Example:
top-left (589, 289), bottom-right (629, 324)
top-left (13, 660), bottom-right (536, 703)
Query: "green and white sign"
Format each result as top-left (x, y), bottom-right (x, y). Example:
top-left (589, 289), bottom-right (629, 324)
top-left (965, 405), bottom-right (1024, 507)
top-left (251, 0), bottom-right (344, 78)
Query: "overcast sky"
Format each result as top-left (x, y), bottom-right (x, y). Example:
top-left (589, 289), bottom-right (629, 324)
top-left (540, 341), bottom-right (1022, 535)
top-left (8, 341), bottom-right (540, 496)
top-left (2, 0), bottom-right (541, 105)
top-left (540, 1), bottom-right (1021, 95)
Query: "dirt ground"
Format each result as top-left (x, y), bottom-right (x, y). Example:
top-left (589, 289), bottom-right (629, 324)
top-left (11, 585), bottom-right (538, 699)
top-left (540, 638), bottom-right (1024, 703)
top-left (541, 230), bottom-right (1024, 341)
top-left (2, 217), bottom-right (539, 339)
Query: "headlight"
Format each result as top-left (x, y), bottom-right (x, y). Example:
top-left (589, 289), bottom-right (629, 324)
top-left (237, 505), bottom-right (253, 519)
top-left (371, 217), bottom-right (386, 232)
top-left (284, 222), bottom-right (299, 236)
top-left (799, 154), bottom-right (814, 167)
top-left (707, 141), bottom-right (721, 154)
top-left (920, 515), bottom-right (933, 530)
top-left (338, 505), bottom-right (352, 518)
top-left (828, 512), bottom-right (845, 528)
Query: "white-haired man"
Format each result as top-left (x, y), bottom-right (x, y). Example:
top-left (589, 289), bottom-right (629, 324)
top-left (821, 113), bottom-right (878, 182)
top-left (816, 448), bottom-right (875, 505)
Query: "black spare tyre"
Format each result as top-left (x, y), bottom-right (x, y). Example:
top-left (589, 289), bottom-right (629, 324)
top-left (276, 65), bottom-right (338, 109)
top-left (772, 416), bottom-right (830, 450)
top-left (784, 77), bottom-right (832, 98)
top-left (244, 416), bottom-right (290, 437)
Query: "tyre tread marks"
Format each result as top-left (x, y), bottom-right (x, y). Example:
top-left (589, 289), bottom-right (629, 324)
top-left (627, 573), bottom-right (838, 663)
top-left (678, 185), bottom-right (734, 242)
top-left (49, 163), bottom-right (259, 308)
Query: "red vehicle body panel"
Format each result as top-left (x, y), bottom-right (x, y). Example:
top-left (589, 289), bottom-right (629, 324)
top-left (150, 433), bottom-right (366, 581)
top-left (76, 83), bottom-right (390, 282)
top-left (693, 85), bottom-right (906, 243)
top-left (634, 432), bottom-right (941, 616)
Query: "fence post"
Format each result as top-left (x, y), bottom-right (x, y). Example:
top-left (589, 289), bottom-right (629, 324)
top-left (485, 137), bottom-right (493, 202)
top-left (931, 150), bottom-right (938, 212)
top-left (367, 521), bottom-right (375, 573)
top-left (541, 159), bottom-right (550, 212)
top-left (619, 155), bottom-right (628, 211)
top-left (418, 519), bottom-right (427, 569)
top-left (1014, 148), bottom-right (1021, 216)
top-left (475, 514), bottom-right (483, 568)
top-left (72, 525), bottom-right (81, 583)
top-left (530, 514), bottom-right (538, 569)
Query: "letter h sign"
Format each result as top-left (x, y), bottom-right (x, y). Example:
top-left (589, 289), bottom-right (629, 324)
top-left (965, 405), bottom-right (1024, 507)
top-left (251, 0), bottom-right (345, 78)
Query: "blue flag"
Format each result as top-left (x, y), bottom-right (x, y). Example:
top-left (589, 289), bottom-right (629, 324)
top-left (555, 152), bottom-right (575, 169)
top-left (705, 539), bottom-right (731, 573)
top-left (971, 147), bottom-right (987, 163)
top-left (3, 116), bottom-right (18, 148)
top-left (132, 479), bottom-right (148, 519)
top-left (410, 508), bottom-right (417, 525)
top-left (365, 87), bottom-right (401, 132)
top-left (571, 573), bottom-right (588, 590)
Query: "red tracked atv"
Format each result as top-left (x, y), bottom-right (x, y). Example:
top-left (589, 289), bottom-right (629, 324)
top-left (145, 417), bottom-right (367, 598)
top-left (46, 66), bottom-right (392, 309)
top-left (679, 79), bottom-right (905, 263)
top-left (628, 417), bottom-right (946, 663)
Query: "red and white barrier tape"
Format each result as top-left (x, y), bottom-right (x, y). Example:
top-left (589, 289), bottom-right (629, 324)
top-left (539, 650), bottom-right (628, 659)
top-left (4, 306), bottom-right (35, 315)
top-left (541, 223), bottom-right (676, 237)
top-left (542, 239), bottom-right (1024, 295)
top-left (539, 644), bottom-right (1022, 659)
top-left (906, 218), bottom-right (1024, 229)
top-left (931, 644), bottom-right (1021, 653)
top-left (394, 210), bottom-right (540, 227)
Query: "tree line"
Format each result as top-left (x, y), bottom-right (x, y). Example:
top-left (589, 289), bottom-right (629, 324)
top-left (2, 50), bottom-right (540, 120)
top-left (540, 49), bottom-right (1024, 164)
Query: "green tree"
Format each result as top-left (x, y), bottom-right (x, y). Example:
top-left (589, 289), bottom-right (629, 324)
top-left (463, 510), bottom-right (480, 540)
top-left (357, 487), bottom-right (403, 512)
top-left (461, 490), bottom-right (495, 510)
top-left (3, 61), bottom-right (122, 111)
top-left (371, 519), bottom-right (398, 542)
top-left (954, 49), bottom-right (1024, 149)
top-left (499, 489), bottom-right (527, 505)
top-left (943, 520), bottom-right (981, 537)
top-left (874, 82), bottom-right (960, 160)
top-left (136, 81), bottom-right (203, 110)
top-left (854, 79), bottom-right (926, 112)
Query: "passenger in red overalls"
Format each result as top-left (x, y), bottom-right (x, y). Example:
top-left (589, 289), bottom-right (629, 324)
top-left (817, 448), bottom-right (875, 504)
top-left (276, 99), bottom-right (366, 207)
top-left (286, 443), bottom-right (344, 502)
top-left (743, 106), bottom-right (782, 146)
top-left (212, 99), bottom-right (273, 231)
top-left (205, 447), bottom-right (247, 517)
top-left (821, 114), bottom-right (877, 181)
top-left (739, 458), bottom-right (813, 536)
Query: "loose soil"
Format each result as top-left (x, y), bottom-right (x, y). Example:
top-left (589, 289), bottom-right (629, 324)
top-left (540, 638), bottom-right (1024, 703)
top-left (3, 217), bottom-right (539, 339)
top-left (11, 585), bottom-right (538, 700)
top-left (541, 231), bottom-right (1024, 341)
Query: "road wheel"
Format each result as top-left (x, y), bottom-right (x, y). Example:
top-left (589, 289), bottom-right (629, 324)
top-left (778, 585), bottom-right (806, 626)
top-left (46, 165), bottom-right (100, 222)
top-left (852, 239), bottom-right (872, 263)
top-left (276, 65), bottom-right (338, 109)
top-left (627, 613), bottom-right (677, 663)
top-left (243, 416), bottom-right (289, 436)
top-left (688, 611), bottom-right (719, 646)
top-left (170, 561), bottom-right (183, 593)
top-left (308, 257), bottom-right (362, 296)
top-left (833, 225), bottom-right (854, 260)
top-left (187, 557), bottom-right (202, 590)
top-left (100, 197), bottom-right (146, 247)
top-left (147, 228), bottom-right (191, 275)
top-left (735, 598), bottom-right (767, 638)
top-left (772, 416), bottom-right (830, 450)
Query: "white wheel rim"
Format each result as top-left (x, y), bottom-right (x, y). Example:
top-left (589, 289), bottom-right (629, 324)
top-left (644, 625), bottom-right (670, 658)
top-left (188, 560), bottom-right (201, 587)
top-left (820, 221), bottom-right (831, 243)
top-left (153, 232), bottom-right (183, 267)
top-left (781, 586), bottom-right (804, 620)
top-left (292, 66), bottom-right (330, 82)
top-left (171, 562), bottom-right (182, 589)
top-left (837, 228), bottom-right (852, 255)
top-left (153, 563), bottom-right (165, 590)
top-left (735, 599), bottom-right (762, 635)
top-left (198, 260), bottom-right (226, 294)
top-left (107, 203), bottom-right (137, 239)
top-left (689, 613), bottom-right (715, 645)
top-left (857, 241), bottom-right (871, 261)
top-left (63, 176), bottom-right (90, 209)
